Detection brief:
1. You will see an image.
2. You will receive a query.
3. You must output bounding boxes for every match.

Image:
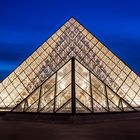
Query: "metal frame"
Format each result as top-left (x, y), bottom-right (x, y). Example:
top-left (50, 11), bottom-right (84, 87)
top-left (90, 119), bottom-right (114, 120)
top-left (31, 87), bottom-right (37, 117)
top-left (71, 57), bottom-right (76, 114)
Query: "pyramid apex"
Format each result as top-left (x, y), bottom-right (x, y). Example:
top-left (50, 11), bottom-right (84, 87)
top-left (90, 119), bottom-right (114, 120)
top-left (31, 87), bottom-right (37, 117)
top-left (68, 17), bottom-right (77, 24)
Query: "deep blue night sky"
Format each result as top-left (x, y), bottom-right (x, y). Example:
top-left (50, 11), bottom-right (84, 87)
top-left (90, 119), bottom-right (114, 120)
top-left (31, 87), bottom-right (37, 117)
top-left (0, 0), bottom-right (140, 81)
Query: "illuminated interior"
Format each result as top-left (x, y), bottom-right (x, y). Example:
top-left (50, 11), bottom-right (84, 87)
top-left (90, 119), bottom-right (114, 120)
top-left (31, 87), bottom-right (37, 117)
top-left (0, 17), bottom-right (140, 113)
top-left (12, 59), bottom-right (135, 113)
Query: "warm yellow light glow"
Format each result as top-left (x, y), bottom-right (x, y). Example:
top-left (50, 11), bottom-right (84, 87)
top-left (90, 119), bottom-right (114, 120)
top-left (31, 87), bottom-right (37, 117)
top-left (81, 83), bottom-right (87, 89)
top-left (59, 81), bottom-right (66, 90)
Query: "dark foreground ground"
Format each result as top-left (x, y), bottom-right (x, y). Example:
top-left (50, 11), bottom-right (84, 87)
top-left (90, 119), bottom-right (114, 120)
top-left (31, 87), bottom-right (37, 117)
top-left (1, 113), bottom-right (140, 140)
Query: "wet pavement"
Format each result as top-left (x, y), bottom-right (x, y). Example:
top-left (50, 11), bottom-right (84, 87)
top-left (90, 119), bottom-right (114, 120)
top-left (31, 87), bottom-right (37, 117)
top-left (0, 118), bottom-right (140, 140)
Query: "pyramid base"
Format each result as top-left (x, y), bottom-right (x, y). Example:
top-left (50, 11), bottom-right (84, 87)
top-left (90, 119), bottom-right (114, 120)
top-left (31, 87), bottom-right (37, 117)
top-left (1, 111), bottom-right (140, 124)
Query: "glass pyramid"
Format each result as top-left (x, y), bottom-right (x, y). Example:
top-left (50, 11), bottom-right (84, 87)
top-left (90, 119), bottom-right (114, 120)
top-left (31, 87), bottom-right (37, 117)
top-left (0, 17), bottom-right (140, 113)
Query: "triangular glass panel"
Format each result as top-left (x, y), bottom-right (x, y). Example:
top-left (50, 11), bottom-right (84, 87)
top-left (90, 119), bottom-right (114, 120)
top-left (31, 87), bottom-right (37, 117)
top-left (40, 100), bottom-right (54, 113)
top-left (106, 87), bottom-right (122, 112)
top-left (76, 99), bottom-right (92, 113)
top-left (75, 60), bottom-right (135, 113)
top-left (75, 85), bottom-right (93, 112)
top-left (12, 60), bottom-right (72, 113)
top-left (0, 102), bottom-right (6, 109)
top-left (13, 102), bottom-right (25, 112)
top-left (24, 87), bottom-right (40, 111)
top-left (56, 99), bottom-right (71, 113)
top-left (54, 85), bottom-right (71, 112)
top-left (122, 100), bottom-right (136, 111)
top-left (26, 101), bottom-right (39, 112)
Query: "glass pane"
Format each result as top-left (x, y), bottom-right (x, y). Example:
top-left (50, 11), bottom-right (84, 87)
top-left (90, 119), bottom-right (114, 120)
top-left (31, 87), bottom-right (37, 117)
top-left (122, 101), bottom-right (135, 111)
top-left (39, 88), bottom-right (55, 111)
top-left (75, 72), bottom-right (90, 93)
top-left (0, 84), bottom-right (4, 92)
top-left (24, 87), bottom-right (40, 111)
top-left (57, 61), bottom-right (71, 81)
top-left (76, 99), bottom-right (91, 113)
top-left (42, 74), bottom-right (55, 94)
top-left (57, 100), bottom-right (71, 113)
top-left (107, 87), bottom-right (122, 112)
top-left (133, 95), bottom-right (140, 107)
top-left (55, 85), bottom-right (71, 112)
top-left (91, 74), bottom-right (105, 94)
top-left (93, 99), bottom-right (107, 113)
top-left (76, 85), bottom-right (92, 112)
top-left (40, 100), bottom-right (54, 113)
top-left (26, 101), bottom-right (39, 112)
top-left (0, 89), bottom-right (8, 100)
top-left (13, 102), bottom-right (25, 112)
top-left (92, 85), bottom-right (107, 110)
top-left (56, 73), bottom-right (71, 94)
top-left (75, 61), bottom-right (89, 81)
top-left (3, 77), bottom-right (11, 87)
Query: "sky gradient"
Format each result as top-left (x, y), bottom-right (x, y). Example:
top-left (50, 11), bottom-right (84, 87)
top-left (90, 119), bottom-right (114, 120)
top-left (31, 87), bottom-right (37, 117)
top-left (0, 0), bottom-right (140, 81)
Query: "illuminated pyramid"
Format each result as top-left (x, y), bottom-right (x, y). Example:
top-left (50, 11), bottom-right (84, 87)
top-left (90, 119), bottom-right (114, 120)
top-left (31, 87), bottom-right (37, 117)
top-left (0, 17), bottom-right (140, 113)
